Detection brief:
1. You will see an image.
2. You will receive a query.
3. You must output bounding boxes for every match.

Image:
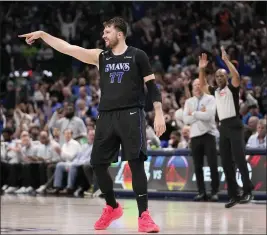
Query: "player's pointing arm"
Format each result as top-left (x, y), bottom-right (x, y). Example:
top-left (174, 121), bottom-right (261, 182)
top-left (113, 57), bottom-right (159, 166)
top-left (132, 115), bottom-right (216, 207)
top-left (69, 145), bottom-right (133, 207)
top-left (19, 31), bottom-right (102, 67)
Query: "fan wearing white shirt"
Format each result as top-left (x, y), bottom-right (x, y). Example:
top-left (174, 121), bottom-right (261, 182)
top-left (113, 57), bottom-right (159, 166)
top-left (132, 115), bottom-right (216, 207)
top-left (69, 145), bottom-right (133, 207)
top-left (246, 120), bottom-right (266, 149)
top-left (1, 128), bottom-right (21, 194)
top-left (52, 128), bottom-right (81, 194)
top-left (9, 131), bottom-right (40, 194)
top-left (35, 131), bottom-right (61, 194)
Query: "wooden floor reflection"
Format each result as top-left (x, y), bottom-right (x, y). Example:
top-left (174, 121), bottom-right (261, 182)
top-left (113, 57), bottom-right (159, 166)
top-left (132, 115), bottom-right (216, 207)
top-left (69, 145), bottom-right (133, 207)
top-left (1, 195), bottom-right (266, 234)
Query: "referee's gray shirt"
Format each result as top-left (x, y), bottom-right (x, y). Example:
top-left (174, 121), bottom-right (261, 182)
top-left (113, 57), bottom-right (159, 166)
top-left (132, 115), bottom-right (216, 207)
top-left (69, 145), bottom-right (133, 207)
top-left (183, 94), bottom-right (217, 138)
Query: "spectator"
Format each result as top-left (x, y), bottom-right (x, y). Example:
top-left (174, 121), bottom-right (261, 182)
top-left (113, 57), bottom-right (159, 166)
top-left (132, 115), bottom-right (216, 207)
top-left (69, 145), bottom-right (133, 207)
top-left (74, 129), bottom-right (96, 197)
top-left (167, 55), bottom-right (181, 74)
top-left (246, 119), bottom-right (266, 149)
top-left (178, 125), bottom-right (191, 148)
top-left (52, 127), bottom-right (60, 143)
top-left (247, 116), bottom-right (260, 134)
top-left (52, 129), bottom-right (81, 194)
top-left (75, 86), bottom-right (92, 109)
top-left (28, 124), bottom-right (41, 142)
top-left (202, 23), bottom-right (217, 52)
top-left (62, 87), bottom-right (76, 103)
top-left (35, 131), bottom-right (61, 194)
top-left (0, 107), bottom-right (6, 134)
top-left (9, 131), bottom-right (40, 194)
top-left (146, 121), bottom-right (161, 149)
top-left (168, 131), bottom-right (181, 149)
top-left (76, 99), bottom-right (88, 120)
top-left (175, 96), bottom-right (187, 129)
top-left (1, 128), bottom-right (18, 192)
top-left (57, 9), bottom-right (82, 42)
top-left (48, 103), bottom-right (87, 145)
top-left (242, 104), bottom-right (263, 125)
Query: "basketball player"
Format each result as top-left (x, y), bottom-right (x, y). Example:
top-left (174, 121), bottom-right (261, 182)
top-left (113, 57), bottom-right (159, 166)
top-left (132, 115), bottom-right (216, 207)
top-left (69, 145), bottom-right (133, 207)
top-left (198, 48), bottom-right (254, 208)
top-left (19, 17), bottom-right (165, 232)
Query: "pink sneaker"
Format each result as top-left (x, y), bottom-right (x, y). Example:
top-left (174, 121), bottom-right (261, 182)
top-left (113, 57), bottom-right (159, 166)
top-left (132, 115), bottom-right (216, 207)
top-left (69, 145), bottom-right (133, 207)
top-left (94, 203), bottom-right (123, 230)
top-left (138, 210), bottom-right (160, 233)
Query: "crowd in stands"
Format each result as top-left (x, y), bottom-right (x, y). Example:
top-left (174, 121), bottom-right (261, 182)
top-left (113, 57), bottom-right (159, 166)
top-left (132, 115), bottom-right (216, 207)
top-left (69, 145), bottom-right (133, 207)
top-left (0, 2), bottom-right (266, 196)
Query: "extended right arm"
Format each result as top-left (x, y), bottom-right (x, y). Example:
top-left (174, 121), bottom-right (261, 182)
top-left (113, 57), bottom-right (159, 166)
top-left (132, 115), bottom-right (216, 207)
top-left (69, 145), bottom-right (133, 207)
top-left (19, 31), bottom-right (102, 67)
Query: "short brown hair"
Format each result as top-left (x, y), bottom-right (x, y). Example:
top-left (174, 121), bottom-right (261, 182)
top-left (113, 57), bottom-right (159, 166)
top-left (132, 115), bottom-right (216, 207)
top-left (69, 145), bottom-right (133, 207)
top-left (103, 17), bottom-right (128, 37)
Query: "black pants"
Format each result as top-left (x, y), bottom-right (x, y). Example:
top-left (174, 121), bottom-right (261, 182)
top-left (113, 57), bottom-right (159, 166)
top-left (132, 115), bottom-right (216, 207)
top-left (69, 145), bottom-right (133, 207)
top-left (75, 165), bottom-right (90, 190)
top-left (219, 117), bottom-right (253, 198)
top-left (21, 163), bottom-right (47, 189)
top-left (1, 161), bottom-right (9, 187)
top-left (191, 133), bottom-right (219, 194)
top-left (7, 163), bottom-right (22, 187)
top-left (44, 163), bottom-right (57, 189)
top-left (83, 164), bottom-right (95, 187)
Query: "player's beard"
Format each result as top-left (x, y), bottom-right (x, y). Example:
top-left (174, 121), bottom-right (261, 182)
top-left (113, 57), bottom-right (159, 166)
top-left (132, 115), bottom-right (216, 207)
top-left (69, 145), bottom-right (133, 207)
top-left (106, 38), bottom-right (119, 49)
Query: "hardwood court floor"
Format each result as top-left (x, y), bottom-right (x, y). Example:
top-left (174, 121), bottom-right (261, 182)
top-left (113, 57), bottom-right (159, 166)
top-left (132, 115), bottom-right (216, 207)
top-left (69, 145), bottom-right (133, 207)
top-left (1, 195), bottom-right (266, 234)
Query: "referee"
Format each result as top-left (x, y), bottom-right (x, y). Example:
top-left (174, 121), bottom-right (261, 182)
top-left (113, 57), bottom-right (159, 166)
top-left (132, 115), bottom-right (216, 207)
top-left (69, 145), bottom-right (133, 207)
top-left (198, 48), bottom-right (254, 208)
top-left (183, 79), bottom-right (219, 202)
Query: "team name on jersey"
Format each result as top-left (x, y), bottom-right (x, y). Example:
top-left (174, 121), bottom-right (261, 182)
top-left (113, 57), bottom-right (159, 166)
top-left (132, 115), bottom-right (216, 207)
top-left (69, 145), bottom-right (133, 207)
top-left (105, 63), bottom-right (130, 72)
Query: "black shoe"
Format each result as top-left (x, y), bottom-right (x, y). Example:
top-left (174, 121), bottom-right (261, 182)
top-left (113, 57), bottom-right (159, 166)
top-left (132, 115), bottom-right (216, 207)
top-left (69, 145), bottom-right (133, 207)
top-left (47, 188), bottom-right (60, 195)
top-left (225, 197), bottom-right (240, 208)
top-left (239, 193), bottom-right (253, 204)
top-left (29, 190), bottom-right (37, 197)
top-left (194, 193), bottom-right (208, 201)
top-left (210, 193), bottom-right (219, 202)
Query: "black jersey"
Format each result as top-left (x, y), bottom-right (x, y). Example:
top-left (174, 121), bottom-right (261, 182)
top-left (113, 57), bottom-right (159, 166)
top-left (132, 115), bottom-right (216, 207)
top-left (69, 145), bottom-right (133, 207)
top-left (98, 46), bottom-right (153, 111)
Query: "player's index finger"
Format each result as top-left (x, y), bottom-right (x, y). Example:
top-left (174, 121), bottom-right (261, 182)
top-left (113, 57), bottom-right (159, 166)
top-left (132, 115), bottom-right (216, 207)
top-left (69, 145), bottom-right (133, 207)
top-left (18, 34), bottom-right (29, 37)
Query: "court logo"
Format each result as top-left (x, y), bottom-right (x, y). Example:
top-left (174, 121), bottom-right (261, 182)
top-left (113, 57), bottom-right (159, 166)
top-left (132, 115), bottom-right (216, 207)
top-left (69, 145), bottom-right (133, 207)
top-left (165, 156), bottom-right (189, 191)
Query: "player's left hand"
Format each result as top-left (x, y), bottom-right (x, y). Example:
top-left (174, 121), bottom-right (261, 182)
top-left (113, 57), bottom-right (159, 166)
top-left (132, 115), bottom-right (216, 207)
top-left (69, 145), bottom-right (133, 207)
top-left (154, 113), bottom-right (166, 137)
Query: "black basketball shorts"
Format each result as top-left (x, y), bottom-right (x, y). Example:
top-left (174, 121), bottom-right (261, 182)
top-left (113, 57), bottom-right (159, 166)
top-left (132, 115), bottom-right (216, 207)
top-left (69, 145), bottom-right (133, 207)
top-left (90, 107), bottom-right (147, 165)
